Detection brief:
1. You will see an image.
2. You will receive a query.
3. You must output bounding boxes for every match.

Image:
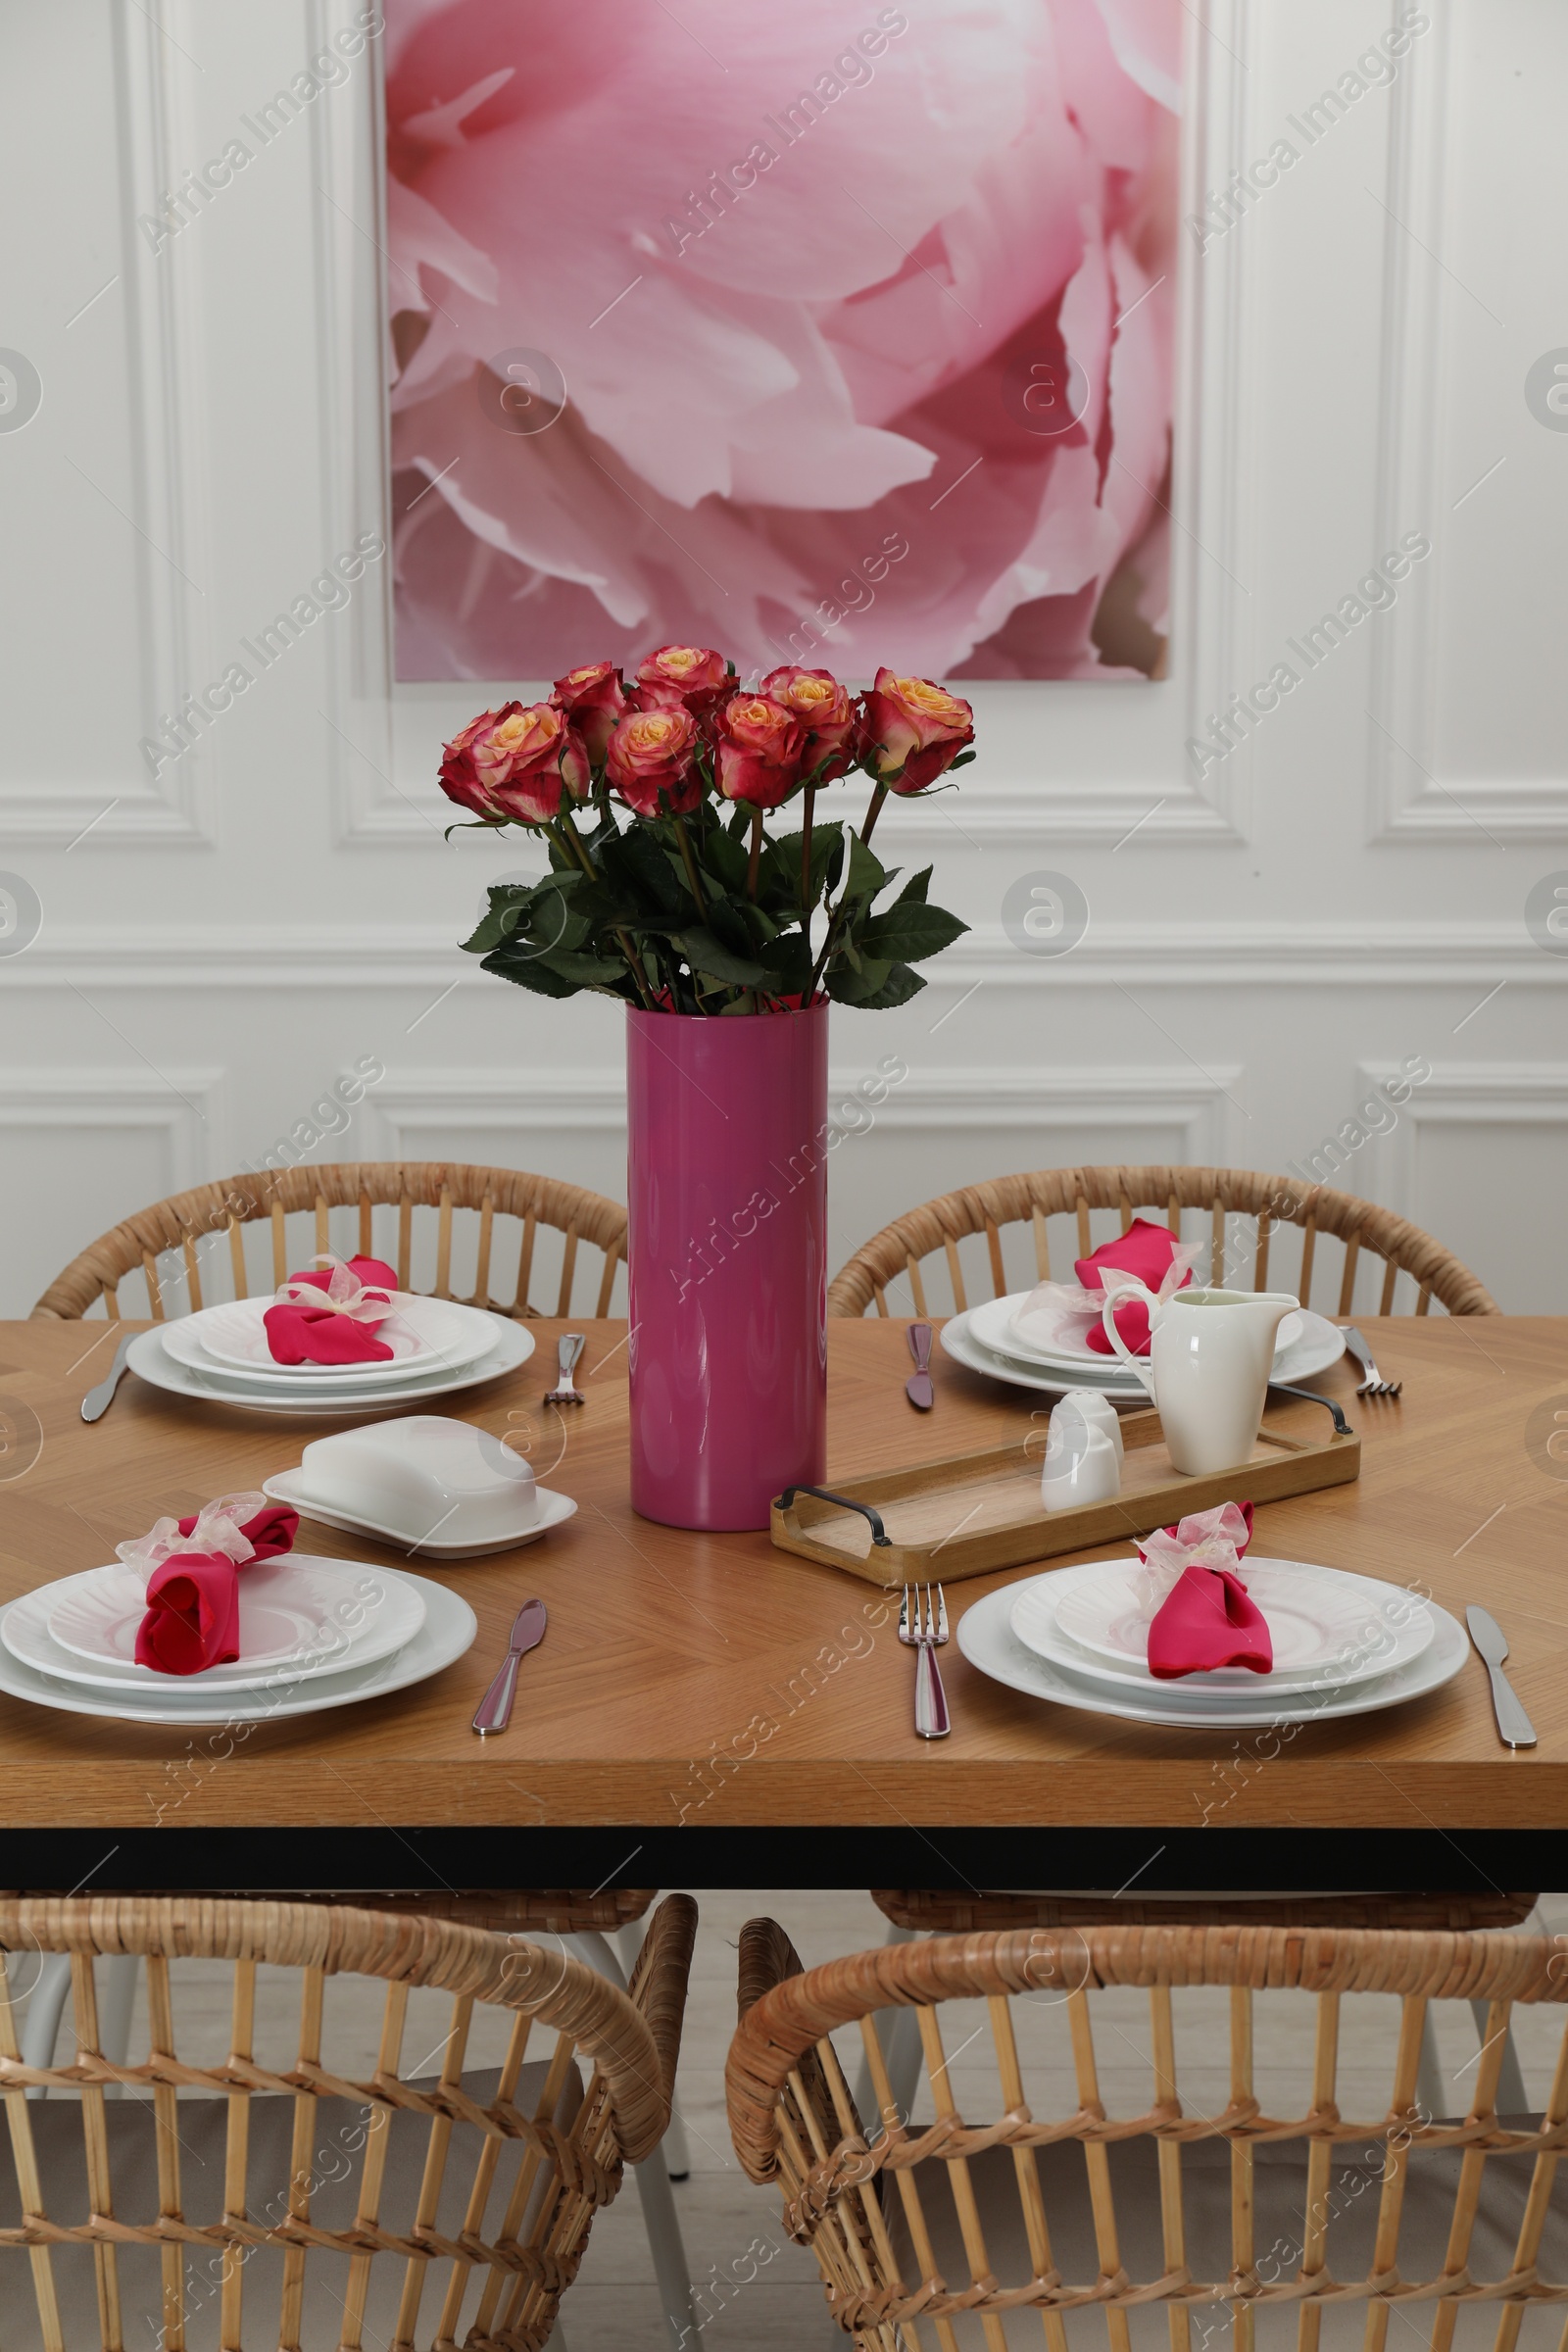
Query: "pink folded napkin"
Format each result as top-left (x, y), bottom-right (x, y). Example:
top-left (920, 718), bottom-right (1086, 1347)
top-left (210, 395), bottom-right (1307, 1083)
top-left (1137, 1501), bottom-right (1271, 1679)
top-left (263, 1253), bottom-right (401, 1366)
top-left (1078, 1217), bottom-right (1194, 1355)
top-left (120, 1494), bottom-right (300, 1676)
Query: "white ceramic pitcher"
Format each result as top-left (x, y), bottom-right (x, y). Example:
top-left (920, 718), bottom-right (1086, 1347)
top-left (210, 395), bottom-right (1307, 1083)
top-left (1100, 1282), bottom-right (1299, 1475)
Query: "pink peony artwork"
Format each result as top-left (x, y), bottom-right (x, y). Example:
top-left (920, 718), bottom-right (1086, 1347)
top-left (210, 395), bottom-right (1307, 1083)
top-left (383, 0), bottom-right (1180, 683)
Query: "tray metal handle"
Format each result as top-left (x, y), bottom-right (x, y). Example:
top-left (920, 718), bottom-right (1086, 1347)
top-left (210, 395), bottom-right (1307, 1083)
top-left (774, 1485), bottom-right (893, 1547)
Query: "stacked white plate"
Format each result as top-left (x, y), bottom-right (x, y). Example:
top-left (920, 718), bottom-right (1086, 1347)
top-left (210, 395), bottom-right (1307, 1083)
top-left (0, 1552), bottom-right (476, 1724)
top-left (127, 1295), bottom-right (534, 1417)
top-left (940, 1286), bottom-right (1346, 1401)
top-left (957, 1557), bottom-right (1467, 1729)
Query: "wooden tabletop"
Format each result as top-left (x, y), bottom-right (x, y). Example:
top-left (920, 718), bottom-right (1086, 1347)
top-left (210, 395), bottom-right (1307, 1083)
top-left (1, 1314), bottom-right (1566, 1843)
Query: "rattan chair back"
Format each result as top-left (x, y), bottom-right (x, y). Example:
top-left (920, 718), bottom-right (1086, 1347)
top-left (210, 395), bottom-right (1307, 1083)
top-left (0, 1890), bottom-right (695, 2351)
top-left (728, 1919), bottom-right (1568, 2352)
top-left (826, 1165), bottom-right (1497, 1321)
top-left (29, 1160), bottom-right (627, 1325)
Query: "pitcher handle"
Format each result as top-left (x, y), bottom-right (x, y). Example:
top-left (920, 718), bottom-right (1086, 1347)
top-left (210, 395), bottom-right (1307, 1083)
top-left (1100, 1275), bottom-right (1160, 1402)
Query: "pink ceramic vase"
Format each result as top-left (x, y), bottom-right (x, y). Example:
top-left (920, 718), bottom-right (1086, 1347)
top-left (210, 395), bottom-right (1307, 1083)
top-left (626, 1000), bottom-right (828, 1530)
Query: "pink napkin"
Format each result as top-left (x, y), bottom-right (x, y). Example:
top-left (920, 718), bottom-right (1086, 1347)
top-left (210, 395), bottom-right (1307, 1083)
top-left (1138, 1501), bottom-right (1272, 1679)
top-left (263, 1254), bottom-right (400, 1366)
top-left (1078, 1218), bottom-right (1194, 1355)
top-left (129, 1497), bottom-right (300, 1675)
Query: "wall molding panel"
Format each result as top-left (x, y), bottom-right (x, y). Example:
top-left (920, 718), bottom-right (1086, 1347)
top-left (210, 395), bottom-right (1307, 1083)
top-left (0, 4), bottom-right (214, 844)
top-left (0, 1067), bottom-right (223, 1192)
top-left (5, 921), bottom-right (1562, 992)
top-left (1365, 7), bottom-right (1568, 843)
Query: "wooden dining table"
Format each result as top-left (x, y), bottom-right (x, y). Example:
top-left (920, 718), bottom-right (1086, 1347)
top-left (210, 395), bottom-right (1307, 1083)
top-left (0, 1313), bottom-right (1565, 1895)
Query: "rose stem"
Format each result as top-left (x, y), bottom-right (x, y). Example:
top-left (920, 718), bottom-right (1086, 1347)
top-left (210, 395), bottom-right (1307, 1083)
top-left (747, 806), bottom-right (763, 899)
top-left (672, 813), bottom-right (710, 917)
top-left (551, 814), bottom-right (658, 1010)
top-left (800, 784), bottom-right (816, 910)
top-left (804, 781), bottom-right (892, 1002)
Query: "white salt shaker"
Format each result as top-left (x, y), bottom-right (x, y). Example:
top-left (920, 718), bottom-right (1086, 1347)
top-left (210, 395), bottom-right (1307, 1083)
top-left (1055, 1388), bottom-right (1125, 1465)
top-left (1041, 1397), bottom-right (1123, 1513)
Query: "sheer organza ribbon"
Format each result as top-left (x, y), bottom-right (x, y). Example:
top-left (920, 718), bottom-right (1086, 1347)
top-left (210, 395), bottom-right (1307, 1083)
top-left (1010, 1234), bottom-right (1201, 1359)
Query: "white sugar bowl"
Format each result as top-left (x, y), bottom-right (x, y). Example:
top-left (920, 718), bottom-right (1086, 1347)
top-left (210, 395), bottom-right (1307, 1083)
top-left (298, 1416), bottom-right (538, 1544)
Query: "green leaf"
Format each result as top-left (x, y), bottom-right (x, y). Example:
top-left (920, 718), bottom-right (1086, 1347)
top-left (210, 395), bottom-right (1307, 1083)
top-left (700, 820), bottom-right (749, 897)
top-left (887, 864), bottom-right (932, 907)
top-left (824, 956), bottom-right (894, 1004)
top-left (843, 831), bottom-right (889, 903)
top-left (758, 821), bottom-right (846, 908)
top-left (858, 902), bottom-right (969, 963)
top-left (827, 960), bottom-right (926, 1009)
top-left (673, 927), bottom-right (767, 987)
top-left (540, 948), bottom-right (633, 987)
top-left (705, 897), bottom-right (757, 960)
top-left (479, 947), bottom-right (580, 999)
top-left (756, 931), bottom-right (813, 992)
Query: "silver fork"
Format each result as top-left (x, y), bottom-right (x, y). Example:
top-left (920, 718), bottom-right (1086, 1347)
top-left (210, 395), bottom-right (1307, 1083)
top-left (899, 1582), bottom-right (951, 1740)
top-left (1343, 1323), bottom-right (1402, 1397)
top-left (544, 1332), bottom-right (587, 1405)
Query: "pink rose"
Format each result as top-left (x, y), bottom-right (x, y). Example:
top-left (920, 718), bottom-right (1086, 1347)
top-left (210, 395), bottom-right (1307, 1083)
top-left (712, 692), bottom-right (807, 810)
top-left (633, 644), bottom-right (733, 716)
top-left (438, 701), bottom-right (591, 827)
top-left (551, 662), bottom-right (627, 764)
top-left (606, 703), bottom-right (704, 817)
top-left (759, 666), bottom-right (861, 782)
top-left (860, 670), bottom-right (975, 794)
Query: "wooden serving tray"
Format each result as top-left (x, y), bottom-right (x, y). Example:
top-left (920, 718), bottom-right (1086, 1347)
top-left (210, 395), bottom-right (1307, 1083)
top-left (771, 1410), bottom-right (1360, 1585)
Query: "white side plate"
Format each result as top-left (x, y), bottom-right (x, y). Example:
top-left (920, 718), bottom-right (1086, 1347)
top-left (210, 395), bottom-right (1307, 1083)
top-left (37, 1553), bottom-right (423, 1683)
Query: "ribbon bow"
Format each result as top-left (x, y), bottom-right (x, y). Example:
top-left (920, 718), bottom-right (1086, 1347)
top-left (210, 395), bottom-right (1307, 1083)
top-left (1133, 1502), bottom-right (1271, 1680)
top-left (264, 1253), bottom-right (405, 1367)
top-left (122, 1494), bottom-right (300, 1676)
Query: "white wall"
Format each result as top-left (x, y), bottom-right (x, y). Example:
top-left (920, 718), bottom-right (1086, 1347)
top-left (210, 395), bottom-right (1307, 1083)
top-left (2, 0), bottom-right (1565, 1318)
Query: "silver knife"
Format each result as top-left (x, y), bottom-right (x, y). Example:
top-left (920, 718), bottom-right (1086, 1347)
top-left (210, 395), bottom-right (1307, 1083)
top-left (906, 1321), bottom-right (934, 1410)
top-left (1466, 1607), bottom-right (1537, 1749)
top-left (80, 1331), bottom-right (137, 1423)
top-left (471, 1597), bottom-right (548, 1737)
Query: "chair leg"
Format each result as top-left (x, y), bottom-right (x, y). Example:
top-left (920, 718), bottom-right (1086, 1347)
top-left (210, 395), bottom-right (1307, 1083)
top-left (564, 1931), bottom-right (693, 2351)
top-left (616, 1919), bottom-right (690, 2180)
top-left (1469, 1996), bottom-right (1530, 2114)
top-left (97, 1953), bottom-right (138, 2096)
top-left (853, 1922), bottom-right (921, 2134)
top-left (21, 1951), bottom-right (72, 2099)
top-left (1416, 2011), bottom-right (1446, 2121)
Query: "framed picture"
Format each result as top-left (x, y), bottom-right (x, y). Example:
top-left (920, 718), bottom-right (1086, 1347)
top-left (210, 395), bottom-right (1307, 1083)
top-left (384, 0), bottom-right (1179, 683)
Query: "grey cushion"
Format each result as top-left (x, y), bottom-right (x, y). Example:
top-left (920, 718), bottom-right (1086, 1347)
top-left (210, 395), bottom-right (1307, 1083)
top-left (0, 2062), bottom-right (582, 2349)
top-left (881, 2122), bottom-right (1568, 2352)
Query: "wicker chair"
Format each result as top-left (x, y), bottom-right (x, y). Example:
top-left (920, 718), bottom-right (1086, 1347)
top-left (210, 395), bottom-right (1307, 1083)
top-left (826, 1165), bottom-right (1498, 1321)
top-left (0, 1889), bottom-right (695, 2351)
top-left (29, 1161), bottom-right (627, 1325)
top-left (728, 1917), bottom-right (1568, 2352)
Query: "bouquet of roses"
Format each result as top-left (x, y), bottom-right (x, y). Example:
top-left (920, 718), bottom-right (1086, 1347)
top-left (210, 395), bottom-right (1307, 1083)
top-left (439, 645), bottom-right (974, 1015)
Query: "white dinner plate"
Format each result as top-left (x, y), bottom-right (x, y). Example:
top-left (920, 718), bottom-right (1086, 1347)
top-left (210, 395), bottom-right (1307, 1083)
top-left (33, 1553), bottom-right (423, 1684)
top-left (972, 1292), bottom-right (1304, 1373)
top-left (1009, 1563), bottom-right (1435, 1701)
top-left (940, 1307), bottom-right (1345, 1399)
top-left (125, 1320), bottom-right (533, 1417)
top-left (0, 1571), bottom-right (475, 1725)
top-left (958, 1581), bottom-right (1466, 1731)
top-left (262, 1467), bottom-right (578, 1559)
top-left (164, 1296), bottom-right (498, 1383)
